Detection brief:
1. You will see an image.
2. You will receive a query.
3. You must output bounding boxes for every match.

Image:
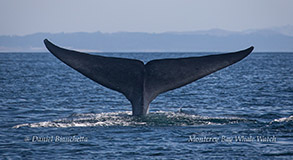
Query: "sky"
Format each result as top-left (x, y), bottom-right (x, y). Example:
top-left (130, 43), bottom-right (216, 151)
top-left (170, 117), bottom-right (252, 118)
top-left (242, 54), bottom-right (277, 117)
top-left (0, 0), bottom-right (293, 36)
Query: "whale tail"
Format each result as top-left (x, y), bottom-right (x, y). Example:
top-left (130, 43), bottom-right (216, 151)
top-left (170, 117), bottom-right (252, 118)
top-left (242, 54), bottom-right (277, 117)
top-left (44, 39), bottom-right (253, 116)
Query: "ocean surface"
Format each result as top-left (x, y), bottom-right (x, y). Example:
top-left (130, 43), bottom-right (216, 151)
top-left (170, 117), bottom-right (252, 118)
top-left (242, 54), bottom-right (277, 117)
top-left (0, 52), bottom-right (292, 159)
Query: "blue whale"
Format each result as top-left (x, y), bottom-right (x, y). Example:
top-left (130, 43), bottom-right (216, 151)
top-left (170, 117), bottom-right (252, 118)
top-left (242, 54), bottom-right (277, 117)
top-left (44, 39), bottom-right (253, 116)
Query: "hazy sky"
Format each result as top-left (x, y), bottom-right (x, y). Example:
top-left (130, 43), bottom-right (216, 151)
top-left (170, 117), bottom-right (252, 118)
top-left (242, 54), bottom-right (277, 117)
top-left (1, 0), bottom-right (292, 35)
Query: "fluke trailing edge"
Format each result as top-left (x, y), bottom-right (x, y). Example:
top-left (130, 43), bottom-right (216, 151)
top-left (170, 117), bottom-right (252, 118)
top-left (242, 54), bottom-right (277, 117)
top-left (44, 39), bottom-right (254, 116)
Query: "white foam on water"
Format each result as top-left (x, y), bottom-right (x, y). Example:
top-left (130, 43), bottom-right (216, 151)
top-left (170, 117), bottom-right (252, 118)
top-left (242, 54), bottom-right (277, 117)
top-left (13, 111), bottom-right (247, 128)
top-left (272, 115), bottom-right (293, 123)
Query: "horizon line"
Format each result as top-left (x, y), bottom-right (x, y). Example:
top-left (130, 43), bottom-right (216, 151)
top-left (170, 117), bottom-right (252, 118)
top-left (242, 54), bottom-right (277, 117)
top-left (1, 25), bottom-right (293, 37)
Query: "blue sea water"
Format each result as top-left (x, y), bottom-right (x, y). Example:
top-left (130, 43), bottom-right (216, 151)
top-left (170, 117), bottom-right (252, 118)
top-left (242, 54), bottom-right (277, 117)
top-left (0, 52), bottom-right (292, 159)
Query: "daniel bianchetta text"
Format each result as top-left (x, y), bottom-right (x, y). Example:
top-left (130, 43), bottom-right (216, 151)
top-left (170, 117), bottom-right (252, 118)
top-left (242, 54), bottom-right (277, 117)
top-left (24, 135), bottom-right (88, 142)
top-left (188, 135), bottom-right (277, 143)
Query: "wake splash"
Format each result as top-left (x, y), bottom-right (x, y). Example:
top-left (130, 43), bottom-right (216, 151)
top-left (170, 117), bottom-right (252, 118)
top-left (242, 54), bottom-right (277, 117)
top-left (13, 111), bottom-right (247, 128)
top-left (271, 115), bottom-right (293, 123)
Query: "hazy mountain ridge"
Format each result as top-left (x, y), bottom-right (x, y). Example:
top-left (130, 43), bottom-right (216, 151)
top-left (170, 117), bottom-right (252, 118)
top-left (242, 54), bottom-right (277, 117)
top-left (1, 27), bottom-right (293, 52)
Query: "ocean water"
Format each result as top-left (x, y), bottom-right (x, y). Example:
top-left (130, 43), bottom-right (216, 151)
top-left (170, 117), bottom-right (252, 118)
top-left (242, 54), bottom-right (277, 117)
top-left (0, 52), bottom-right (292, 159)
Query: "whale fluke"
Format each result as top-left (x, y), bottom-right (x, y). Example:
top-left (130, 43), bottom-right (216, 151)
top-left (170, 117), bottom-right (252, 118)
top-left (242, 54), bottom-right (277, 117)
top-left (44, 39), bottom-right (253, 116)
